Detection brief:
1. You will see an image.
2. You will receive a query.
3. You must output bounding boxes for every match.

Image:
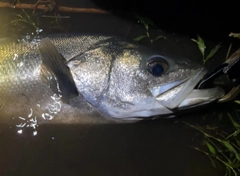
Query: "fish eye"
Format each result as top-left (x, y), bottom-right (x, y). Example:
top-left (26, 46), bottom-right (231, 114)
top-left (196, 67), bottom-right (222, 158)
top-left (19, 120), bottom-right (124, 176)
top-left (147, 57), bottom-right (168, 77)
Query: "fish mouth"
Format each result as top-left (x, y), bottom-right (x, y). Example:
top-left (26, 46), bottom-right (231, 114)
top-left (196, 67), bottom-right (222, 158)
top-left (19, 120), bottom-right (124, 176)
top-left (150, 68), bottom-right (225, 110)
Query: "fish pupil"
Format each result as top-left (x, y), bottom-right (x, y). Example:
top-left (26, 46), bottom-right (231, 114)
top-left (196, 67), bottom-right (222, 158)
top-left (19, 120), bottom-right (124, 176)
top-left (152, 64), bottom-right (164, 76)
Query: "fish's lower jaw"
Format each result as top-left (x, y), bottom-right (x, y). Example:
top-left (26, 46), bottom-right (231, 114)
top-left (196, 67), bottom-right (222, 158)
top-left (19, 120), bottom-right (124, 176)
top-left (178, 97), bottom-right (219, 108)
top-left (163, 86), bottom-right (225, 110)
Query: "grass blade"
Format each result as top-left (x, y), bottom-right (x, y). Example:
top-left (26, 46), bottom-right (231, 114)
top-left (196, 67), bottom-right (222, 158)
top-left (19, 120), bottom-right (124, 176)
top-left (133, 35), bottom-right (147, 42)
top-left (205, 43), bottom-right (221, 62)
top-left (206, 141), bottom-right (216, 155)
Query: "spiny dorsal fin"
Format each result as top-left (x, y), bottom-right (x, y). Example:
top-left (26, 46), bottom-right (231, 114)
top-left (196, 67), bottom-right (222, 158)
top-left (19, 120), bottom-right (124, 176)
top-left (39, 38), bottom-right (78, 103)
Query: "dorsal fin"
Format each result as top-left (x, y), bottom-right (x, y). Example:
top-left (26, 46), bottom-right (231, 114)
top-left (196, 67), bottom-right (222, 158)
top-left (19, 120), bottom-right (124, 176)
top-left (39, 38), bottom-right (78, 103)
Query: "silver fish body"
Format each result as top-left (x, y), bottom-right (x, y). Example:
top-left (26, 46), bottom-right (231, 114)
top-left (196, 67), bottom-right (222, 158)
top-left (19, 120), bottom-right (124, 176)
top-left (0, 34), bottom-right (224, 124)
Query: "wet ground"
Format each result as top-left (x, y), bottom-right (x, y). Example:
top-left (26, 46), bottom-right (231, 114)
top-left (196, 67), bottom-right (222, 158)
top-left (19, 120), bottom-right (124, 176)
top-left (0, 116), bottom-right (222, 176)
top-left (0, 104), bottom-right (227, 176)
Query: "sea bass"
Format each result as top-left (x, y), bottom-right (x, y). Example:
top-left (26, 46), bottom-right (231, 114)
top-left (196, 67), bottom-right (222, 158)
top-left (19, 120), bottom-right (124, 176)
top-left (0, 34), bottom-right (224, 124)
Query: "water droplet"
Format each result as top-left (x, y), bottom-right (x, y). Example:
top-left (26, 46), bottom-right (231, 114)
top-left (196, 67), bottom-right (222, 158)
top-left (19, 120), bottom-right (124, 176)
top-left (16, 123), bottom-right (26, 128)
top-left (28, 108), bottom-right (33, 118)
top-left (13, 53), bottom-right (18, 60)
top-left (36, 29), bottom-right (43, 34)
top-left (33, 131), bottom-right (37, 136)
top-left (42, 113), bottom-right (54, 120)
top-left (18, 116), bottom-right (26, 120)
top-left (26, 35), bottom-right (30, 40)
top-left (17, 129), bottom-right (23, 134)
top-left (17, 62), bottom-right (23, 67)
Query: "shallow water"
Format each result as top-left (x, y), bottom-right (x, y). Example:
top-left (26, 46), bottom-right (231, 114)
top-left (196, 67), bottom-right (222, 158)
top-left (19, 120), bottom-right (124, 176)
top-left (0, 0), bottom-right (238, 175)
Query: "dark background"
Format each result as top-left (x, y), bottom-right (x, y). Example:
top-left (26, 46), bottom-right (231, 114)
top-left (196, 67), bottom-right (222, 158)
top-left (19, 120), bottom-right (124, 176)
top-left (1, 0), bottom-right (240, 41)
top-left (93, 0), bottom-right (240, 39)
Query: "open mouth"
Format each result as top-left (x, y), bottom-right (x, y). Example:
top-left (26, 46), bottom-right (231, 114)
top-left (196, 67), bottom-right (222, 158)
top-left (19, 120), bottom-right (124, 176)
top-left (150, 68), bottom-right (225, 110)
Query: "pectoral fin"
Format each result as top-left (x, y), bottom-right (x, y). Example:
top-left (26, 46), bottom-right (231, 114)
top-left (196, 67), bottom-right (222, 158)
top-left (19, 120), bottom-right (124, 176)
top-left (39, 38), bottom-right (78, 103)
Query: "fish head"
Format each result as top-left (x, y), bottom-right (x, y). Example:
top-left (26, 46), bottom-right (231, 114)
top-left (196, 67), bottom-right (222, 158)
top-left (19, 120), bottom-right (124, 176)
top-left (67, 38), bottom-right (224, 120)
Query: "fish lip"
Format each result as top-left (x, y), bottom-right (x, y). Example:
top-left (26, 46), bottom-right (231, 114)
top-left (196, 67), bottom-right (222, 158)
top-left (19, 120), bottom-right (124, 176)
top-left (156, 68), bottom-right (224, 109)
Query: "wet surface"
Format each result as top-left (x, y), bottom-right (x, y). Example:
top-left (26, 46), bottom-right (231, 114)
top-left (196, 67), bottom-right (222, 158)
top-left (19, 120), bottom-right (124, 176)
top-left (0, 116), bottom-right (221, 176)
